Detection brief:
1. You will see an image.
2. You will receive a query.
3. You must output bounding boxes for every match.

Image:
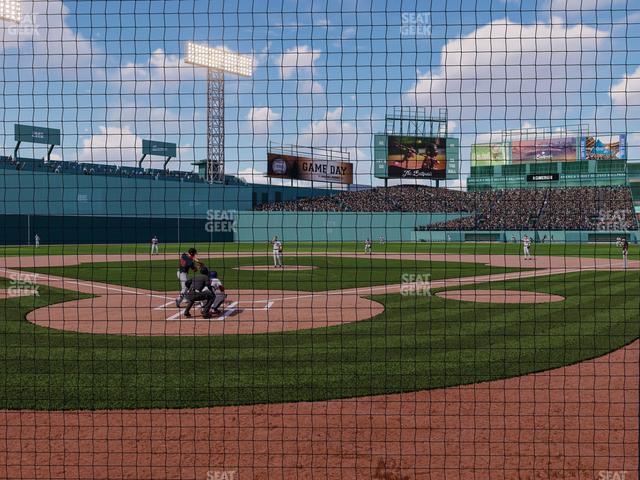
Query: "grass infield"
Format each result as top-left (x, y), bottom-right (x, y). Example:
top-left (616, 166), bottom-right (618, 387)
top-left (27, 255), bottom-right (521, 292)
top-left (0, 263), bottom-right (637, 410)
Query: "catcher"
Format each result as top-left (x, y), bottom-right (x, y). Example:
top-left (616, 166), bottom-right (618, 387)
top-left (206, 270), bottom-right (227, 314)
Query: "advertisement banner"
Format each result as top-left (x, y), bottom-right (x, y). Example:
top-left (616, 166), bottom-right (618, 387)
top-left (471, 143), bottom-right (511, 166)
top-left (142, 139), bottom-right (177, 157)
top-left (267, 153), bottom-right (354, 184)
top-left (14, 124), bottom-right (61, 146)
top-left (512, 137), bottom-right (578, 164)
top-left (387, 136), bottom-right (447, 179)
top-left (581, 135), bottom-right (626, 161)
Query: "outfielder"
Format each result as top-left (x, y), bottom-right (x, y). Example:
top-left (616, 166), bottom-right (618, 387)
top-left (621, 237), bottom-right (629, 269)
top-left (271, 236), bottom-right (283, 268)
top-left (364, 238), bottom-right (372, 254)
top-left (522, 235), bottom-right (533, 260)
top-left (151, 235), bottom-right (159, 255)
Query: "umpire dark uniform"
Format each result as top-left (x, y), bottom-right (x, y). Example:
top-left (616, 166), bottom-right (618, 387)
top-left (183, 267), bottom-right (214, 318)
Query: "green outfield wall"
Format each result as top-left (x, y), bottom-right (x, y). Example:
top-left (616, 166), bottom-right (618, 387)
top-left (234, 212), bottom-right (469, 242)
top-left (413, 230), bottom-right (640, 243)
top-left (0, 162), bottom-right (339, 218)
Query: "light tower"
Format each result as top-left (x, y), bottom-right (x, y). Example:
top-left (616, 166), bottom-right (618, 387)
top-left (184, 42), bottom-right (253, 183)
top-left (0, 0), bottom-right (21, 23)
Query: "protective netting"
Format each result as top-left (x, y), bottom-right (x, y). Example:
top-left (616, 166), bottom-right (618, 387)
top-left (0, 1), bottom-right (638, 479)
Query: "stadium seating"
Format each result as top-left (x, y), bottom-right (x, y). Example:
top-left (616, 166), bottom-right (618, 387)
top-left (0, 155), bottom-right (204, 183)
top-left (255, 184), bottom-right (638, 231)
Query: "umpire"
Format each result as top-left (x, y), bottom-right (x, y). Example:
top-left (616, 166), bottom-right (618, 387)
top-left (182, 266), bottom-right (214, 318)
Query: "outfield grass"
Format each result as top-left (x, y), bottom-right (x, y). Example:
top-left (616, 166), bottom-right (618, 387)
top-left (0, 270), bottom-right (637, 410)
top-left (27, 255), bottom-right (521, 292)
top-left (0, 240), bottom-right (637, 259)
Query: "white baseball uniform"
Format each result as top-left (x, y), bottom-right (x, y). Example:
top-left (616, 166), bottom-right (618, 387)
top-left (523, 238), bottom-right (532, 259)
top-left (272, 240), bottom-right (283, 267)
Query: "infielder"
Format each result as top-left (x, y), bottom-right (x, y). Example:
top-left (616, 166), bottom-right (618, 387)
top-left (151, 235), bottom-right (159, 255)
top-left (175, 248), bottom-right (200, 308)
top-left (271, 236), bottom-right (283, 268)
top-left (34, 233), bottom-right (40, 248)
top-left (364, 238), bottom-right (372, 254)
top-left (522, 235), bottom-right (532, 260)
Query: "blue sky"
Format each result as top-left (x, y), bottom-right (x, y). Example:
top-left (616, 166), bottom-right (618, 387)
top-left (0, 0), bottom-right (638, 187)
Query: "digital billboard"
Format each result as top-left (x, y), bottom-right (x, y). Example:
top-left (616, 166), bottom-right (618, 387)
top-left (581, 135), bottom-right (626, 161)
top-left (511, 137), bottom-right (578, 164)
top-left (267, 153), bottom-right (353, 184)
top-left (471, 144), bottom-right (511, 166)
top-left (387, 136), bottom-right (446, 179)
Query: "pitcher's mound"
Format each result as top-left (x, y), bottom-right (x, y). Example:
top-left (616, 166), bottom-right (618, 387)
top-left (436, 289), bottom-right (565, 304)
top-left (234, 265), bottom-right (317, 271)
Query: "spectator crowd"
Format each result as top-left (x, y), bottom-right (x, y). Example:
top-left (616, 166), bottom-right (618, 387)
top-left (0, 155), bottom-right (202, 183)
top-left (255, 184), bottom-right (638, 231)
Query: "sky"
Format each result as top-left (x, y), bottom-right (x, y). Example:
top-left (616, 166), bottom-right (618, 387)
top-left (0, 0), bottom-right (638, 188)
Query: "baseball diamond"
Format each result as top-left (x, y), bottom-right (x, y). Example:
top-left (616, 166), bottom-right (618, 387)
top-left (1, 1), bottom-right (640, 479)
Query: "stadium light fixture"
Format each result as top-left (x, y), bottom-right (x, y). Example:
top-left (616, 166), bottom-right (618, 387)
top-left (185, 42), bottom-right (254, 77)
top-left (185, 42), bottom-right (254, 183)
top-left (0, 0), bottom-right (21, 23)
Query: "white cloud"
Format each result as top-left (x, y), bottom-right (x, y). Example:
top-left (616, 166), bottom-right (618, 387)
top-left (77, 124), bottom-right (195, 170)
top-left (298, 80), bottom-right (324, 94)
top-left (404, 19), bottom-right (608, 122)
top-left (0, 0), bottom-right (105, 85)
top-left (295, 107), bottom-right (372, 183)
top-left (278, 45), bottom-right (321, 79)
top-left (237, 166), bottom-right (270, 184)
top-left (77, 125), bottom-right (141, 165)
top-left (611, 66), bottom-right (640, 106)
top-left (113, 48), bottom-right (201, 94)
top-left (246, 107), bottom-right (281, 134)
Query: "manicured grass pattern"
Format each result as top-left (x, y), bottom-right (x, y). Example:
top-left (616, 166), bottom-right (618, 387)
top-left (27, 255), bottom-right (521, 292)
top-left (0, 269), bottom-right (637, 410)
top-left (1, 241), bottom-right (636, 260)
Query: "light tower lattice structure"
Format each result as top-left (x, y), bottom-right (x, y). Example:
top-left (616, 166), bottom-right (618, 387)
top-left (207, 69), bottom-right (225, 183)
top-left (185, 43), bottom-right (253, 183)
